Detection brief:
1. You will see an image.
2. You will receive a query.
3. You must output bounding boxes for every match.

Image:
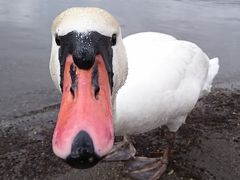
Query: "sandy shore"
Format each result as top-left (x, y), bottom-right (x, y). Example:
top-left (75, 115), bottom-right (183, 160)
top-left (0, 88), bottom-right (239, 180)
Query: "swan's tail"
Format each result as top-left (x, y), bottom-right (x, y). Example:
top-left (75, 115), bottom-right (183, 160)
top-left (200, 57), bottom-right (219, 97)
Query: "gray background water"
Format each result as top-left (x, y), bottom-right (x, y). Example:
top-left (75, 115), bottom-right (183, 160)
top-left (0, 0), bottom-right (239, 97)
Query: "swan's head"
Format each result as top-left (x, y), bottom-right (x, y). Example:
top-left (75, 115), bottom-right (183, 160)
top-left (49, 7), bottom-right (127, 168)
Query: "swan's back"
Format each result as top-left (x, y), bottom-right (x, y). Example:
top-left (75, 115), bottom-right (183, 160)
top-left (115, 32), bottom-right (219, 135)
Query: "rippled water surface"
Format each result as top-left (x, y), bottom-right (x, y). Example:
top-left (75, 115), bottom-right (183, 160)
top-left (0, 0), bottom-right (239, 96)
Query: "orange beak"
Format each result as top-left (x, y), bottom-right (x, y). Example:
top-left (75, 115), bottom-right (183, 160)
top-left (52, 54), bottom-right (114, 168)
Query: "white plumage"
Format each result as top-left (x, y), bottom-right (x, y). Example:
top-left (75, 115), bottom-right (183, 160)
top-left (50, 7), bottom-right (219, 148)
top-left (115, 32), bottom-right (219, 135)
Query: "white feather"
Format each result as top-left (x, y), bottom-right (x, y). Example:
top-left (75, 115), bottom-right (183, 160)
top-left (52, 7), bottom-right (120, 37)
top-left (114, 32), bottom-right (219, 135)
top-left (49, 37), bottom-right (61, 92)
top-left (200, 57), bottom-right (219, 97)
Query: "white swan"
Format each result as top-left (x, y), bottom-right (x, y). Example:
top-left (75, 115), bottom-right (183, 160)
top-left (49, 7), bottom-right (219, 177)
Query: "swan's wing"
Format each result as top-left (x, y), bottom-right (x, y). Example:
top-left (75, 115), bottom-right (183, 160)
top-left (115, 32), bottom-right (214, 134)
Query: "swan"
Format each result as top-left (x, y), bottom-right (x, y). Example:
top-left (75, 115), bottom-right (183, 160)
top-left (49, 7), bottom-right (219, 178)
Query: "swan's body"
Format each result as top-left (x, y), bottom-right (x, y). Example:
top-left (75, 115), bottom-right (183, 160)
top-left (115, 32), bottom-right (219, 135)
top-left (49, 7), bottom-right (219, 171)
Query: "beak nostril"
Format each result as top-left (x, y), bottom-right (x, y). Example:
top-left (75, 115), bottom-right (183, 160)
top-left (92, 62), bottom-right (100, 99)
top-left (70, 63), bottom-right (77, 97)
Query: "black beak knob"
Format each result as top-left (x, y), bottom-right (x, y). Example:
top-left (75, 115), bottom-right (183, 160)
top-left (72, 46), bottom-right (95, 69)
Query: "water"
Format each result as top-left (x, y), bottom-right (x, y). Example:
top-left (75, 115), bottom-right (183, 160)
top-left (0, 0), bottom-right (240, 98)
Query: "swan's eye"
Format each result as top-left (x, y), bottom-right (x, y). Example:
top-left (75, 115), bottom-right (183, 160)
top-left (55, 35), bottom-right (61, 46)
top-left (111, 34), bottom-right (117, 46)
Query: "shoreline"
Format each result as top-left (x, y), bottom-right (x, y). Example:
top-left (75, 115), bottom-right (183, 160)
top-left (0, 87), bottom-right (240, 179)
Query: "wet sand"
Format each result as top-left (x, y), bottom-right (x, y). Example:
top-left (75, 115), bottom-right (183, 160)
top-left (1, 88), bottom-right (240, 180)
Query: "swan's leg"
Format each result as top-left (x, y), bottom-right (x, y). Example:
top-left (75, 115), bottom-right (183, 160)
top-left (126, 126), bottom-right (176, 180)
top-left (126, 149), bottom-right (169, 180)
top-left (161, 125), bottom-right (176, 156)
top-left (104, 136), bottom-right (136, 161)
